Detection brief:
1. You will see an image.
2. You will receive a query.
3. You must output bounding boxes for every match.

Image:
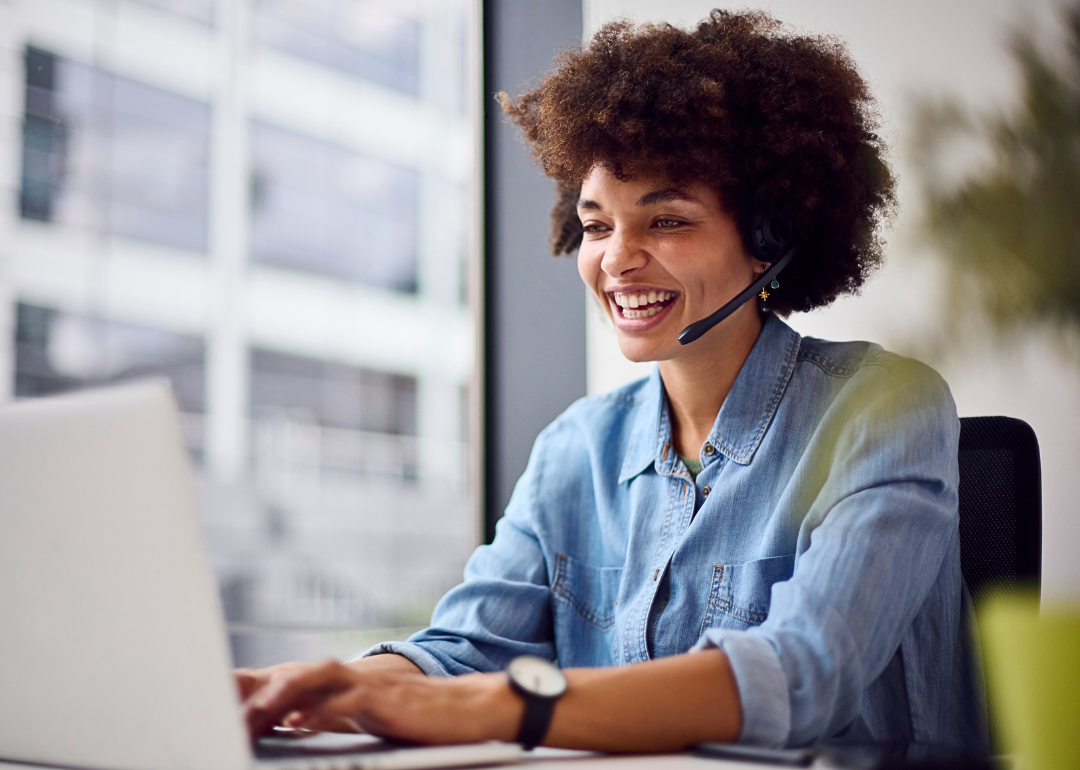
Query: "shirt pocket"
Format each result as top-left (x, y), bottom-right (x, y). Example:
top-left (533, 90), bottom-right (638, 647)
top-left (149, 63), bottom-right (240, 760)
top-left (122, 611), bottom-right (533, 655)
top-left (551, 552), bottom-right (622, 666)
top-left (700, 553), bottom-right (796, 634)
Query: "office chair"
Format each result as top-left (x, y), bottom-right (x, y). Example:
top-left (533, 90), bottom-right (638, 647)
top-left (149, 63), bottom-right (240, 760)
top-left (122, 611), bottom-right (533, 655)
top-left (957, 416), bottom-right (1042, 599)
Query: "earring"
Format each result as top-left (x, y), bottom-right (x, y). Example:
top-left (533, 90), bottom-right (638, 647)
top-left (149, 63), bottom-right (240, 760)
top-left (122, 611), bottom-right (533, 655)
top-left (770, 279), bottom-right (779, 289)
top-left (759, 288), bottom-right (769, 301)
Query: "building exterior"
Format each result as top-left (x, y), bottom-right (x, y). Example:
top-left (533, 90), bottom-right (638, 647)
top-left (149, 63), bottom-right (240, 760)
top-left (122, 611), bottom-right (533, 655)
top-left (0, 0), bottom-right (479, 666)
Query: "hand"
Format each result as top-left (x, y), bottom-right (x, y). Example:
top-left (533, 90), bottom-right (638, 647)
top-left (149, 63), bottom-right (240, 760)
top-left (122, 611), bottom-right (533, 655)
top-left (240, 658), bottom-right (523, 745)
top-left (235, 661), bottom-right (311, 703)
top-left (236, 661), bottom-right (369, 735)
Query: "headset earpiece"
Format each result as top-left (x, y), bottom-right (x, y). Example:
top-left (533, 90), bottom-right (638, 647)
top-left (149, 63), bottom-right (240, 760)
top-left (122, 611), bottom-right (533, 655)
top-left (749, 209), bottom-right (796, 263)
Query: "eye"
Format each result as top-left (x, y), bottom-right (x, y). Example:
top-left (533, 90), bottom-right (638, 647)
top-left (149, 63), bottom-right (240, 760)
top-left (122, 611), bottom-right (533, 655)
top-left (654, 218), bottom-right (687, 229)
top-left (581, 221), bottom-right (611, 235)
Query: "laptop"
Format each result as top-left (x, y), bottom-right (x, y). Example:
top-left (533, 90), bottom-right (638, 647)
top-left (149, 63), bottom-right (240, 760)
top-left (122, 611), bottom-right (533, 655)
top-left (0, 381), bottom-right (520, 770)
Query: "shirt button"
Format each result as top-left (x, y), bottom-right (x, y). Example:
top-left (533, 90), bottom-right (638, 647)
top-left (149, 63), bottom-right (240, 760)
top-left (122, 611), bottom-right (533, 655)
top-left (702, 486), bottom-right (711, 497)
top-left (703, 444), bottom-right (715, 456)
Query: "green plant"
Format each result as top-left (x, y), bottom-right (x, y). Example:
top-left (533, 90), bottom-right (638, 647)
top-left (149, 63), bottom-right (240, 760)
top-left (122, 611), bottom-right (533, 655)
top-left (911, 2), bottom-right (1080, 348)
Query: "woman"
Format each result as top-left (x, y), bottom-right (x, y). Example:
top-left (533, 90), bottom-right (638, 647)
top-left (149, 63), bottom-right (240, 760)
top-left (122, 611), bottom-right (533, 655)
top-left (239, 11), bottom-right (985, 753)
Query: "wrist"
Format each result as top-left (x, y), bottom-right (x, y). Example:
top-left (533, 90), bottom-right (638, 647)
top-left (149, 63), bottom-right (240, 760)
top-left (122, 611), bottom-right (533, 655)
top-left (506, 656), bottom-right (567, 749)
top-left (489, 674), bottom-right (526, 742)
top-left (448, 673), bottom-right (524, 743)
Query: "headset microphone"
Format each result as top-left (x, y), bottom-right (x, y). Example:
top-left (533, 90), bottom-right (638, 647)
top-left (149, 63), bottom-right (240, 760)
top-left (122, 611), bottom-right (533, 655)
top-left (677, 208), bottom-right (798, 346)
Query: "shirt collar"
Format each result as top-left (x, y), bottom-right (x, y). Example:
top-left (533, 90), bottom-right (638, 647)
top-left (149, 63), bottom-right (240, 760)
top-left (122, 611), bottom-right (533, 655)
top-left (619, 366), bottom-right (665, 483)
top-left (618, 315), bottom-right (802, 483)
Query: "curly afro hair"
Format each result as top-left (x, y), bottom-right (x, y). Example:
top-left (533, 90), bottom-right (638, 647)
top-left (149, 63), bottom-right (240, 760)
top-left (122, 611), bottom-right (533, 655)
top-left (501, 10), bottom-right (897, 315)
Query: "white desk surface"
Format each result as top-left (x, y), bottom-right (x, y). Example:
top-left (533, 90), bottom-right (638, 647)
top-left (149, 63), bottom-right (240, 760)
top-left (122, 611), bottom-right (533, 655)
top-left (0, 749), bottom-right (768, 770)
top-left (524, 747), bottom-right (765, 768)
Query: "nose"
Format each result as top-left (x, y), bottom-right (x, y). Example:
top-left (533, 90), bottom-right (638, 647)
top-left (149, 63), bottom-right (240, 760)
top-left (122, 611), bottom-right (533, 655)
top-left (600, 226), bottom-right (648, 277)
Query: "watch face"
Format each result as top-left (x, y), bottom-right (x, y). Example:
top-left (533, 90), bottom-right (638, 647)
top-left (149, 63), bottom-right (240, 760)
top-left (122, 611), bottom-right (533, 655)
top-left (507, 656), bottom-right (567, 698)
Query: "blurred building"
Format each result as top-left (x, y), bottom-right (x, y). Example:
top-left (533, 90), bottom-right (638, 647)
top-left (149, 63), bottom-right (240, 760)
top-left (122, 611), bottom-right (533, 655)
top-left (0, 0), bottom-right (478, 664)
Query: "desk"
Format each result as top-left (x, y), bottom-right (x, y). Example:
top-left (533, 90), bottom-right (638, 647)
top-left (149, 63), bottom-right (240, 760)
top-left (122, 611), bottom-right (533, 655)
top-left (524, 749), bottom-right (766, 769)
top-left (0, 751), bottom-right (774, 770)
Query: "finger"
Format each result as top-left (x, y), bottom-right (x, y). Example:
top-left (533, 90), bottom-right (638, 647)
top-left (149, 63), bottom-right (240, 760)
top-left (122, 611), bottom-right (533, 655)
top-left (244, 661), bottom-right (352, 738)
top-left (294, 688), bottom-right (377, 735)
top-left (280, 709), bottom-right (362, 733)
top-left (234, 669), bottom-right (263, 701)
top-left (291, 711), bottom-right (365, 734)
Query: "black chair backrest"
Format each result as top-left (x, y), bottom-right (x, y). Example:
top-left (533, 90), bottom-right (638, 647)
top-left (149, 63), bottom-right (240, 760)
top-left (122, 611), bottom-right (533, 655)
top-left (957, 416), bottom-right (1042, 599)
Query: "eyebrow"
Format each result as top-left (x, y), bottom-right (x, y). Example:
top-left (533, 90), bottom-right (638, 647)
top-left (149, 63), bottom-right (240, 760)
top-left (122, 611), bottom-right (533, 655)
top-left (637, 188), bottom-right (698, 206)
top-left (576, 187), bottom-right (700, 210)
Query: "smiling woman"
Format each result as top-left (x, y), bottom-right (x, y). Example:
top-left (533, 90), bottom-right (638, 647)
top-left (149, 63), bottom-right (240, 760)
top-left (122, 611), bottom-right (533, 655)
top-left (236, 9), bottom-right (987, 757)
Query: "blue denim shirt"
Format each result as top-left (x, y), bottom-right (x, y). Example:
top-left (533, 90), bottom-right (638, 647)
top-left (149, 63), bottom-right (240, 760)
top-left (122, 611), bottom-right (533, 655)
top-left (366, 316), bottom-right (986, 751)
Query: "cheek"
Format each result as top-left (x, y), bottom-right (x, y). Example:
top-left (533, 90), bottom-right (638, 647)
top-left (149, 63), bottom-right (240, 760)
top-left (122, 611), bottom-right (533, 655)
top-left (577, 247), bottom-right (602, 296)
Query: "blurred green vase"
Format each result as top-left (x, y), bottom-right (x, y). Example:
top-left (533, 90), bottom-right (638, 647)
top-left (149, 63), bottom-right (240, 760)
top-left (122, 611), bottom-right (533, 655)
top-left (979, 592), bottom-right (1080, 770)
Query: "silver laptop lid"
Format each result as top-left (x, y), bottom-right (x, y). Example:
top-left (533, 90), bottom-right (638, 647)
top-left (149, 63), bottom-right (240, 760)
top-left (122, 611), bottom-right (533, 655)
top-left (0, 381), bottom-right (249, 770)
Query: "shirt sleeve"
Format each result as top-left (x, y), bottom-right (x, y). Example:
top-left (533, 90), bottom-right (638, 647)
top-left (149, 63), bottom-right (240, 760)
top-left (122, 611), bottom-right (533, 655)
top-left (696, 354), bottom-right (961, 747)
top-left (359, 429), bottom-right (557, 676)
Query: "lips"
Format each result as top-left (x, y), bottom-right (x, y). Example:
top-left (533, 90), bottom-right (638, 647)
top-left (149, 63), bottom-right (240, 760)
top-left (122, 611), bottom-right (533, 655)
top-left (609, 289), bottom-right (678, 319)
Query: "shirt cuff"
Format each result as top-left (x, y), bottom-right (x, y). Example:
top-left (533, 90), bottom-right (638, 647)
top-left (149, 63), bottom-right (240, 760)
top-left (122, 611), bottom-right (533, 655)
top-left (355, 641), bottom-right (452, 678)
top-left (694, 629), bottom-right (791, 747)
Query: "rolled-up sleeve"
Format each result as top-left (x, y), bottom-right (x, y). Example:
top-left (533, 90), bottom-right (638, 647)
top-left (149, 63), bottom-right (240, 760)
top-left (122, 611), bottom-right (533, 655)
top-left (698, 356), bottom-right (961, 747)
top-left (694, 631), bottom-right (790, 745)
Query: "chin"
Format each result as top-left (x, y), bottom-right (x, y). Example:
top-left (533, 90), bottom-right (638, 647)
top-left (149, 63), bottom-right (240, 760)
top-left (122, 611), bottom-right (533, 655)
top-left (616, 339), bottom-right (673, 364)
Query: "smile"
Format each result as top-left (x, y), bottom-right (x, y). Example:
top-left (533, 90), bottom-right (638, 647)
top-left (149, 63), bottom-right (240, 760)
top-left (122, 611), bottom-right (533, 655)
top-left (610, 290), bottom-right (678, 319)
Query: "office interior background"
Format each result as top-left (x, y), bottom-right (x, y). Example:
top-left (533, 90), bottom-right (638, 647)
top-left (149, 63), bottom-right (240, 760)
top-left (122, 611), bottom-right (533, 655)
top-left (0, 0), bottom-right (1076, 668)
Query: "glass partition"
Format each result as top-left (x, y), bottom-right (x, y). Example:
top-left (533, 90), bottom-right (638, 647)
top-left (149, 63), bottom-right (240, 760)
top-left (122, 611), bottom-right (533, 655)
top-left (4, 0), bottom-right (478, 667)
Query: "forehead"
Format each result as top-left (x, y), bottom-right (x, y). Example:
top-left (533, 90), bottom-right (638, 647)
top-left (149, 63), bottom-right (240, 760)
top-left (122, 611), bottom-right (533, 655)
top-left (577, 166), bottom-right (719, 210)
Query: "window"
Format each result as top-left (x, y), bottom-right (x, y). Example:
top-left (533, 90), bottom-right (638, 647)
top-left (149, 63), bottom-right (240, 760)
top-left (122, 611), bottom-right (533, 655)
top-left (136, 0), bottom-right (214, 24)
top-left (253, 0), bottom-right (420, 94)
top-left (7, 0), bottom-right (476, 669)
top-left (20, 47), bottom-right (211, 252)
top-left (250, 348), bottom-right (418, 481)
top-left (14, 304), bottom-right (206, 456)
top-left (251, 121), bottom-right (418, 290)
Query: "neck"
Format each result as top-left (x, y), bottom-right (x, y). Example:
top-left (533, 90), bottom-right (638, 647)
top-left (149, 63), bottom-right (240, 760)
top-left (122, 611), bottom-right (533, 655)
top-left (659, 308), bottom-right (765, 460)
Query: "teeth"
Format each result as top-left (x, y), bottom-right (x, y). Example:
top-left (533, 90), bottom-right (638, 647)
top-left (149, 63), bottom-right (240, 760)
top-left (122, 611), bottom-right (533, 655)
top-left (622, 305), bottom-right (664, 318)
top-left (611, 290), bottom-right (676, 317)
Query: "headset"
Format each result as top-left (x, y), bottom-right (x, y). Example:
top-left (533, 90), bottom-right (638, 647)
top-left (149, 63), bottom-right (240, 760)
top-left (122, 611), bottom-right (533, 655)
top-left (677, 206), bottom-right (799, 345)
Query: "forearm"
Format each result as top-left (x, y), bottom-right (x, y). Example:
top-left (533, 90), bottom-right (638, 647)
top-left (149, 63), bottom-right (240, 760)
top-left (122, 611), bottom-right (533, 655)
top-left (542, 649), bottom-right (742, 752)
top-left (242, 649), bottom-right (741, 749)
top-left (354, 652), bottom-right (424, 676)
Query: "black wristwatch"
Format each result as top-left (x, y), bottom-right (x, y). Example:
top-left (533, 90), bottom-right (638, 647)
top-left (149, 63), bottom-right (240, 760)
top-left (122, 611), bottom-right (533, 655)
top-left (506, 655), bottom-right (567, 750)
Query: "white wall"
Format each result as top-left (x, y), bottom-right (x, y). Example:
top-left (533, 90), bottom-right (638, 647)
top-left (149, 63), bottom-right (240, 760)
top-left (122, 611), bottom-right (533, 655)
top-left (584, 0), bottom-right (1080, 602)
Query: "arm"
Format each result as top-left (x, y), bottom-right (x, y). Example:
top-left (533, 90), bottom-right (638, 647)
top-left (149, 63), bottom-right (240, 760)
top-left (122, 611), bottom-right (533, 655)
top-left (242, 648), bottom-right (741, 751)
top-left (697, 355), bottom-right (963, 746)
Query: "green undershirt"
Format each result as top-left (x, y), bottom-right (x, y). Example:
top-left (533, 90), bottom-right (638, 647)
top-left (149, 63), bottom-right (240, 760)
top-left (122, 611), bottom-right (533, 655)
top-left (680, 455), bottom-right (703, 481)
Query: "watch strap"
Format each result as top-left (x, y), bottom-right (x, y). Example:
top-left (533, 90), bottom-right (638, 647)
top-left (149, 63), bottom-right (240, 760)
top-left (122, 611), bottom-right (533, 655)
top-left (515, 694), bottom-right (556, 750)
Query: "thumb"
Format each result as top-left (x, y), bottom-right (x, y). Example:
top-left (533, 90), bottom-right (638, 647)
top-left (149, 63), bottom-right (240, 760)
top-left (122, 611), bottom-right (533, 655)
top-left (295, 692), bottom-right (369, 734)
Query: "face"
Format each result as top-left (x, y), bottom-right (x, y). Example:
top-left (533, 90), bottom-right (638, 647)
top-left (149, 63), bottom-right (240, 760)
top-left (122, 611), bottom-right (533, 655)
top-left (576, 166), bottom-right (765, 363)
